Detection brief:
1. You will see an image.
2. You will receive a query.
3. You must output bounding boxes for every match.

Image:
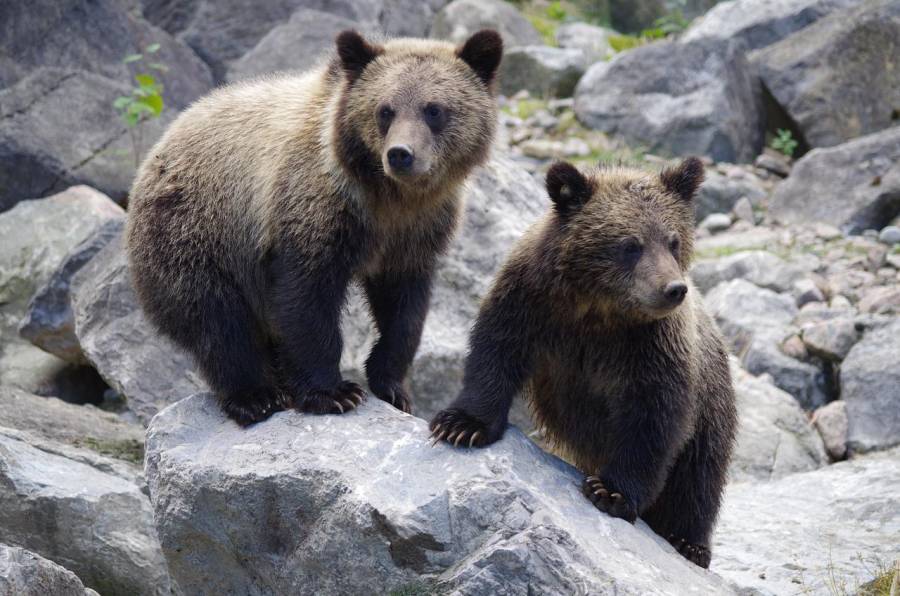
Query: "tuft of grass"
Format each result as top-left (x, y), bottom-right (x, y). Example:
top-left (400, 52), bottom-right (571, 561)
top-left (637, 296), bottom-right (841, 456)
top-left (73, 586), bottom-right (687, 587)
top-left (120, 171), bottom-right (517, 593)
top-left (74, 437), bottom-right (144, 465)
top-left (528, 14), bottom-right (561, 46)
top-left (503, 98), bottom-right (550, 120)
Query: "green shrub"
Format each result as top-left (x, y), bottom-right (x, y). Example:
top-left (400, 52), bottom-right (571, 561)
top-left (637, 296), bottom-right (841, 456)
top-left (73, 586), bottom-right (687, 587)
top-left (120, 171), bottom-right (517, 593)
top-left (113, 43), bottom-right (167, 167)
top-left (770, 128), bottom-right (798, 158)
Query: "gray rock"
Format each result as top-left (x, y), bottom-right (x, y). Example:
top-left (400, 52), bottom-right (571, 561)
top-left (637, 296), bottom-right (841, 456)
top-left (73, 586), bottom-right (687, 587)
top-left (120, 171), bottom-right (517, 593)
top-left (731, 196), bottom-right (755, 226)
top-left (704, 279), bottom-right (828, 408)
top-left (713, 448), bottom-right (900, 594)
top-left (691, 250), bottom-right (805, 294)
top-left (699, 213), bottom-right (733, 233)
top-left (145, 393), bottom-right (734, 595)
top-left (70, 232), bottom-right (208, 426)
top-left (0, 69), bottom-right (175, 209)
top-left (754, 149), bottom-right (792, 177)
top-left (0, 429), bottom-right (169, 595)
top-left (574, 38), bottom-right (764, 164)
top-left (555, 22), bottom-right (614, 63)
top-left (0, 340), bottom-right (106, 403)
top-left (19, 219), bottom-right (124, 364)
top-left (142, 0), bottom-right (381, 82)
top-left (800, 318), bottom-right (858, 361)
top-left (812, 400), bottom-right (848, 460)
top-left (499, 46), bottom-right (586, 98)
top-left (682, 0), bottom-right (858, 51)
top-left (342, 155), bottom-right (546, 427)
top-left (857, 285), bottom-right (900, 315)
top-left (695, 227), bottom-right (780, 256)
top-left (0, 186), bottom-right (125, 337)
top-left (695, 168), bottom-right (768, 222)
top-left (0, 0), bottom-right (212, 110)
top-left (769, 127), bottom-right (900, 234)
top-left (730, 365), bottom-right (827, 482)
top-left (227, 9), bottom-right (365, 83)
top-left (841, 319), bottom-right (900, 452)
top-left (791, 277), bottom-right (825, 307)
top-left (431, 0), bottom-right (542, 47)
top-left (752, 1), bottom-right (900, 149)
top-left (0, 387), bottom-right (144, 464)
top-left (0, 544), bottom-right (98, 596)
top-left (878, 225), bottom-right (900, 245)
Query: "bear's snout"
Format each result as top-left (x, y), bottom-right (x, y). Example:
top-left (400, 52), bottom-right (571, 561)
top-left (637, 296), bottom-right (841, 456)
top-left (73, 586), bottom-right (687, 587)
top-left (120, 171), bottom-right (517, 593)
top-left (663, 280), bottom-right (688, 305)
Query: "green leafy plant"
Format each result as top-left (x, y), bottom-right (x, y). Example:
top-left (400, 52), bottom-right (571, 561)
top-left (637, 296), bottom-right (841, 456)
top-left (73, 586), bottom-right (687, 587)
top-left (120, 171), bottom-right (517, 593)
top-left (545, 0), bottom-right (567, 20)
top-left (113, 43), bottom-right (167, 166)
top-left (771, 128), bottom-right (799, 158)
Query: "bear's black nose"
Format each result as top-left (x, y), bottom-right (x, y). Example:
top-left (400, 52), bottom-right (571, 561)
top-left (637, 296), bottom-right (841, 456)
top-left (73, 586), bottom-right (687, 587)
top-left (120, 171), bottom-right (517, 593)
top-left (387, 145), bottom-right (414, 172)
top-left (663, 281), bottom-right (688, 305)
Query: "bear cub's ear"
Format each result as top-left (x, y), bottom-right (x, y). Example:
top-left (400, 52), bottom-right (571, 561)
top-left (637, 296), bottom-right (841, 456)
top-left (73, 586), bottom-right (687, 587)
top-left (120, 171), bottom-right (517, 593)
top-left (546, 161), bottom-right (593, 215)
top-left (457, 29), bottom-right (503, 86)
top-left (336, 30), bottom-right (383, 82)
top-left (660, 156), bottom-right (705, 202)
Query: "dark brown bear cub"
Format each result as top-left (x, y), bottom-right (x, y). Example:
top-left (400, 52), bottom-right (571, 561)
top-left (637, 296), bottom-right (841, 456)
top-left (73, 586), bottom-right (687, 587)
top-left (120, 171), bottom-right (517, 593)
top-left (430, 158), bottom-right (737, 568)
top-left (126, 30), bottom-right (503, 426)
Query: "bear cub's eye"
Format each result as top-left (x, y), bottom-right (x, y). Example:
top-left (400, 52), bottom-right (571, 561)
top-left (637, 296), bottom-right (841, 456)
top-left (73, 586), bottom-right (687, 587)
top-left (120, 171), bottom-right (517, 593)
top-left (377, 105), bottom-right (394, 134)
top-left (619, 237), bottom-right (643, 267)
top-left (423, 103), bottom-right (448, 133)
top-left (669, 234), bottom-right (680, 254)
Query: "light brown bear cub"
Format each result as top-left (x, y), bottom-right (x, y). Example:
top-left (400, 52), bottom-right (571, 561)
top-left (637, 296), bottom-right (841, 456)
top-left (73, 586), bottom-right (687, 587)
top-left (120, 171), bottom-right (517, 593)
top-left (127, 30), bottom-right (503, 426)
top-left (431, 158), bottom-right (737, 568)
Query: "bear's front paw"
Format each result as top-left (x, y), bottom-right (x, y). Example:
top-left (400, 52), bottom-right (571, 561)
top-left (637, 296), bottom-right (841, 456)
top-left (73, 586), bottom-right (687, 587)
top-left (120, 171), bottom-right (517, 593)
top-left (295, 381), bottom-right (366, 415)
top-left (429, 408), bottom-right (494, 448)
top-left (582, 476), bottom-right (637, 523)
top-left (373, 384), bottom-right (412, 414)
top-left (221, 387), bottom-right (288, 427)
top-left (668, 535), bottom-right (711, 569)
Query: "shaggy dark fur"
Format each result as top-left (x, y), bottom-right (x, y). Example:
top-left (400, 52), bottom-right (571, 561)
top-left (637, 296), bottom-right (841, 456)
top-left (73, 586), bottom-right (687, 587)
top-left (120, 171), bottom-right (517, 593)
top-left (430, 158), bottom-right (737, 568)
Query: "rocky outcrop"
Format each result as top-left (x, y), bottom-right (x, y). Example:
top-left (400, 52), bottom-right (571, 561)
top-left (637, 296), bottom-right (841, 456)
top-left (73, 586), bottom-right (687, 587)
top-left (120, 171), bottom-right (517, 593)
top-left (714, 447), bottom-right (900, 594)
top-left (769, 127), bottom-right (900, 234)
top-left (146, 393), bottom-right (734, 595)
top-left (70, 232), bottom-right (208, 425)
top-left (431, 0), bottom-right (542, 47)
top-left (0, 428), bottom-right (168, 595)
top-left (691, 250), bottom-right (807, 294)
top-left (0, 544), bottom-right (98, 596)
top-left (227, 9), bottom-right (362, 82)
top-left (694, 168), bottom-right (768, 223)
top-left (682, 0), bottom-right (858, 51)
top-left (840, 319), bottom-right (900, 453)
top-left (574, 39), bottom-right (764, 163)
top-left (499, 46), bottom-right (586, 98)
top-left (752, 0), bottom-right (900, 149)
top-left (0, 0), bottom-right (213, 210)
top-left (705, 279), bottom-right (828, 409)
top-left (729, 365), bottom-right (826, 482)
top-left (555, 22), bottom-right (614, 63)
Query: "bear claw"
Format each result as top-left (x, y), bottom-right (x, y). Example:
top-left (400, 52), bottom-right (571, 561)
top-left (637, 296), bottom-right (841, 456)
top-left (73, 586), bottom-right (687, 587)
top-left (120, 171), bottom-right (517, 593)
top-left (668, 535), bottom-right (711, 568)
top-left (429, 408), bottom-right (490, 448)
top-left (222, 388), bottom-right (288, 427)
top-left (375, 385), bottom-right (412, 414)
top-left (582, 476), bottom-right (637, 523)
top-left (296, 381), bottom-right (366, 415)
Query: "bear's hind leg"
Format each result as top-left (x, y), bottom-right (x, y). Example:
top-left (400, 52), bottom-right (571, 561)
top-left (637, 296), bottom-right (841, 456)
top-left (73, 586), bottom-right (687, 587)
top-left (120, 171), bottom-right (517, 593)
top-left (184, 290), bottom-right (285, 427)
top-left (641, 419), bottom-right (733, 569)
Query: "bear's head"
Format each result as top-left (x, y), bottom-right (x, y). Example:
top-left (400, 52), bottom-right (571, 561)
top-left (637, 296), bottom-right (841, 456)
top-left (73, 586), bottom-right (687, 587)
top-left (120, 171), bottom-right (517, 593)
top-left (333, 29), bottom-right (502, 193)
top-left (545, 158), bottom-right (704, 320)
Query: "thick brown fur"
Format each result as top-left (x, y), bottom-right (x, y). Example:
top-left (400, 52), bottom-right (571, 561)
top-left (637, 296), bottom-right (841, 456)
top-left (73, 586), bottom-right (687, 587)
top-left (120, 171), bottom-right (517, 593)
top-left (126, 30), bottom-right (502, 426)
top-left (430, 158), bottom-right (737, 569)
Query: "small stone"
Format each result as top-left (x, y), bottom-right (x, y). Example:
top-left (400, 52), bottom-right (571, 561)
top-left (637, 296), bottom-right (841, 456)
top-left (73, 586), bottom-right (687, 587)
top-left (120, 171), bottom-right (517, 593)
top-left (562, 138), bottom-right (591, 157)
top-left (699, 213), bottom-right (733, 233)
top-left (813, 223), bottom-right (843, 241)
top-left (830, 295), bottom-right (853, 309)
top-left (857, 286), bottom-right (900, 314)
top-left (529, 109), bottom-right (559, 130)
top-left (518, 139), bottom-right (565, 159)
top-left (801, 318), bottom-right (859, 362)
top-left (792, 278), bottom-right (825, 308)
top-left (732, 196), bottom-right (755, 225)
top-left (754, 149), bottom-right (791, 177)
top-left (812, 401), bottom-right (849, 461)
top-left (878, 225), bottom-right (900, 245)
top-left (780, 334), bottom-right (808, 360)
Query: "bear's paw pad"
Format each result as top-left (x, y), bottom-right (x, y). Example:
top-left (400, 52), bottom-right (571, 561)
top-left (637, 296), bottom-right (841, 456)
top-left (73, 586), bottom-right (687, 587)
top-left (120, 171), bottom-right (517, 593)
top-left (429, 408), bottom-right (489, 448)
top-left (296, 381), bottom-right (366, 415)
top-left (582, 476), bottom-right (637, 522)
top-left (668, 535), bottom-right (711, 568)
